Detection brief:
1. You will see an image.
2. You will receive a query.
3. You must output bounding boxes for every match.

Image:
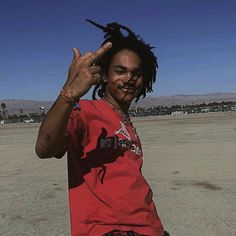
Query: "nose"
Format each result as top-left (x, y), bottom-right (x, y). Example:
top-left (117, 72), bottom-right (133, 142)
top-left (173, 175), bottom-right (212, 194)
top-left (125, 72), bottom-right (139, 85)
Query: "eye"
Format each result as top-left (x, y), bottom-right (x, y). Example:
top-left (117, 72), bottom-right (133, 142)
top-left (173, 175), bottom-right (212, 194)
top-left (114, 69), bottom-right (125, 75)
top-left (132, 70), bottom-right (143, 79)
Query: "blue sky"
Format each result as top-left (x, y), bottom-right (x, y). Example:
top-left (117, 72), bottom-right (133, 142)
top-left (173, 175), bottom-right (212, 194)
top-left (0, 0), bottom-right (236, 101)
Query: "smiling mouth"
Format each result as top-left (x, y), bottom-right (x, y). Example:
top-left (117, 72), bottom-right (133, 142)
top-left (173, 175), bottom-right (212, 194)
top-left (122, 86), bottom-right (136, 93)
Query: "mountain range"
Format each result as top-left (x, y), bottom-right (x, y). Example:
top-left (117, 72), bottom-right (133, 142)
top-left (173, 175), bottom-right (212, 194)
top-left (1, 93), bottom-right (236, 115)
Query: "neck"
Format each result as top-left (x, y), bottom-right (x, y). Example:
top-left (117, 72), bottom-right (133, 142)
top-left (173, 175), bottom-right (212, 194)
top-left (103, 93), bottom-right (130, 114)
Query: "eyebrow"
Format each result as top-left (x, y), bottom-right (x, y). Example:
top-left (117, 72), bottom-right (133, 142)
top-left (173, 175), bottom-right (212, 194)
top-left (113, 65), bottom-right (127, 70)
top-left (113, 65), bottom-right (141, 71)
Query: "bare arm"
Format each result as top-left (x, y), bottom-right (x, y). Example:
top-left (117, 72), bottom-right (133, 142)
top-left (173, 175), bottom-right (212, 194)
top-left (35, 42), bottom-right (112, 158)
top-left (35, 96), bottom-right (73, 158)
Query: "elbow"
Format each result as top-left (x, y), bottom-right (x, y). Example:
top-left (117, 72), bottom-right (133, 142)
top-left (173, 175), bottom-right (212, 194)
top-left (35, 143), bottom-right (52, 159)
top-left (35, 141), bottom-right (66, 159)
top-left (35, 133), bottom-right (54, 158)
top-left (35, 133), bottom-right (66, 159)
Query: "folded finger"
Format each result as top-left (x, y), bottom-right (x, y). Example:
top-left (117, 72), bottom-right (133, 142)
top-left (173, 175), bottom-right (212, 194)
top-left (90, 73), bottom-right (102, 85)
top-left (89, 65), bottom-right (101, 74)
top-left (80, 52), bottom-right (93, 61)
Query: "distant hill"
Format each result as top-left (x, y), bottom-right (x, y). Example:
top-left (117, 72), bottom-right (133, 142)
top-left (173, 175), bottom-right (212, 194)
top-left (0, 99), bottom-right (53, 115)
top-left (1, 93), bottom-right (236, 115)
top-left (133, 92), bottom-right (236, 107)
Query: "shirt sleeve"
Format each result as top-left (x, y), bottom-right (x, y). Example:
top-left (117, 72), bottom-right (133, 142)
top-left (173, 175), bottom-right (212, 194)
top-left (66, 106), bottom-right (87, 152)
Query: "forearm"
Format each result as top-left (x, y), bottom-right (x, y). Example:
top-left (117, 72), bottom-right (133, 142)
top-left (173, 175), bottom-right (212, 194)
top-left (35, 95), bottom-right (73, 158)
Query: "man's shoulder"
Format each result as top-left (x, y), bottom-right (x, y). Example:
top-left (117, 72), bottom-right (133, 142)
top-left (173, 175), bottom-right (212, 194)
top-left (79, 99), bottom-right (102, 107)
top-left (70, 99), bottom-right (107, 121)
top-left (69, 99), bottom-right (103, 126)
top-left (79, 99), bottom-right (104, 111)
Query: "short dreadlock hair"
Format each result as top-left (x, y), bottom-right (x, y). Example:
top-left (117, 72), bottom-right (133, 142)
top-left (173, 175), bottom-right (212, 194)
top-left (87, 20), bottom-right (158, 102)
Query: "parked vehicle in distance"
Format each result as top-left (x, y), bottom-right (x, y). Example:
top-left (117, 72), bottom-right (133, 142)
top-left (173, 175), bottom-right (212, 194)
top-left (23, 118), bottom-right (34, 123)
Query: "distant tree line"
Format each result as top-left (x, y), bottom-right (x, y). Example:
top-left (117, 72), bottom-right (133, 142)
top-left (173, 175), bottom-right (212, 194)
top-left (1, 101), bottom-right (236, 123)
top-left (129, 101), bottom-right (236, 117)
top-left (0, 103), bottom-right (45, 124)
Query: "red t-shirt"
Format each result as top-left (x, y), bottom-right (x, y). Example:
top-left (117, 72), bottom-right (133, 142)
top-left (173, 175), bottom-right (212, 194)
top-left (66, 99), bottom-right (164, 236)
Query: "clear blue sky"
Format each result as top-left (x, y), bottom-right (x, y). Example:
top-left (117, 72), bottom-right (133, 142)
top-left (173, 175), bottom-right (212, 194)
top-left (1, 0), bottom-right (236, 101)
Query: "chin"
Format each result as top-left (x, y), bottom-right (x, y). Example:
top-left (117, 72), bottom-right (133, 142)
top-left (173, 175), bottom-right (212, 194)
top-left (119, 93), bottom-right (137, 103)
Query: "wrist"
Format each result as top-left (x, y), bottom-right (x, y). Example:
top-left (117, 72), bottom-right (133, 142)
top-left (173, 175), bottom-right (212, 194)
top-left (60, 88), bottom-right (80, 109)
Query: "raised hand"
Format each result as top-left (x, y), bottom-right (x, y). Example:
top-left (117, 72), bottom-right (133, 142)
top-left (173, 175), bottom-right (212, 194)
top-left (63, 42), bottom-right (112, 101)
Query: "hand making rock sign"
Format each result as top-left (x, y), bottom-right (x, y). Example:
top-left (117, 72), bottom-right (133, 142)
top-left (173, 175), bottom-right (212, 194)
top-left (63, 42), bottom-right (112, 102)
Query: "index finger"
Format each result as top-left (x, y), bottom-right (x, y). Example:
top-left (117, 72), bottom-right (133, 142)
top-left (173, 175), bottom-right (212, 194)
top-left (86, 42), bottom-right (112, 66)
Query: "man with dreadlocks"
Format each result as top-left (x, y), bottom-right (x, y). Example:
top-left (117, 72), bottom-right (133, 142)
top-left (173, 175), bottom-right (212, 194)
top-left (35, 20), bottom-right (167, 236)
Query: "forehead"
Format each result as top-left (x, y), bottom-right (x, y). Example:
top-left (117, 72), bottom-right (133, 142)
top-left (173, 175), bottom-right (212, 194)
top-left (110, 49), bottom-right (142, 69)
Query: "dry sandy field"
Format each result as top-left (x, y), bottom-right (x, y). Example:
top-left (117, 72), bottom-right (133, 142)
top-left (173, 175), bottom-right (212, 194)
top-left (0, 112), bottom-right (236, 236)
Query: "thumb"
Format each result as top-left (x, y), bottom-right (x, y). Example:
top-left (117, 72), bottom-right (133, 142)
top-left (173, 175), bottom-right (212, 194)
top-left (72, 47), bottom-right (81, 60)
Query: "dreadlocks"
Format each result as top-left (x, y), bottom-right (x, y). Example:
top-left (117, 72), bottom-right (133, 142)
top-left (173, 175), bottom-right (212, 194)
top-left (86, 19), bottom-right (158, 102)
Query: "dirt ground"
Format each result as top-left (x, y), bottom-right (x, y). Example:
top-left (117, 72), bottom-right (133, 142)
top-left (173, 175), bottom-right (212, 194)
top-left (0, 112), bottom-right (236, 236)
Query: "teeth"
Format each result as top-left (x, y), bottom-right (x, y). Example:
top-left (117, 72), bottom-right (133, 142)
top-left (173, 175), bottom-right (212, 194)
top-left (123, 87), bottom-right (134, 92)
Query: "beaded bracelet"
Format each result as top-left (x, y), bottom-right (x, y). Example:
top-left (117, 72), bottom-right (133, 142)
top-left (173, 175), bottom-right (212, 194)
top-left (60, 89), bottom-right (80, 110)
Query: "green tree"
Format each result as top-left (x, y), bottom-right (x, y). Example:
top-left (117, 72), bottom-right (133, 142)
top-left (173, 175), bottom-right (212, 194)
top-left (1, 103), bottom-right (6, 119)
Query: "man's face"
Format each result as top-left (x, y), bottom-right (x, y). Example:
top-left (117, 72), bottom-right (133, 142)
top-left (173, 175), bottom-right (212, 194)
top-left (104, 49), bottom-right (143, 104)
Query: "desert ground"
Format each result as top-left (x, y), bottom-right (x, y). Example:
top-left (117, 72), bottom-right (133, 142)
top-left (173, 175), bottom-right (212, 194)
top-left (0, 112), bottom-right (236, 236)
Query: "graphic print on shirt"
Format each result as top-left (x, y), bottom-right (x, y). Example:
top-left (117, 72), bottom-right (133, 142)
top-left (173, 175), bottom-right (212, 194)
top-left (100, 121), bottom-right (142, 157)
top-left (115, 121), bottom-right (131, 141)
